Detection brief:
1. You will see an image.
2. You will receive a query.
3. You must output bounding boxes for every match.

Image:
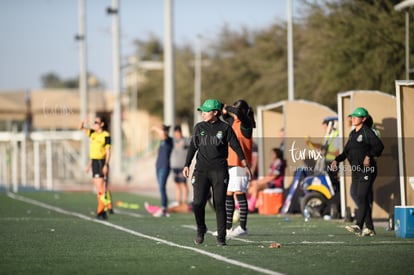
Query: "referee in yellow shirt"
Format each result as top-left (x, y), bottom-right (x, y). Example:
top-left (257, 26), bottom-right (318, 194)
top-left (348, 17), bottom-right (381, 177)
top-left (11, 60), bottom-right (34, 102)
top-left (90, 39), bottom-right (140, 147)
top-left (80, 116), bottom-right (112, 220)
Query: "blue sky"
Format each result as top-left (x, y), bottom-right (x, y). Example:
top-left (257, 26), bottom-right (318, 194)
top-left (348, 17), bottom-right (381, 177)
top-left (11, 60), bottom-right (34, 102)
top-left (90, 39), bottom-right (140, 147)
top-left (0, 0), bottom-right (302, 91)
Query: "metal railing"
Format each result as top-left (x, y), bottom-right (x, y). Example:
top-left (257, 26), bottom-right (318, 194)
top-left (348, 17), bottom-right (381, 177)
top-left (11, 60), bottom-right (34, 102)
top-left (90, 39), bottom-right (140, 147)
top-left (0, 131), bottom-right (87, 192)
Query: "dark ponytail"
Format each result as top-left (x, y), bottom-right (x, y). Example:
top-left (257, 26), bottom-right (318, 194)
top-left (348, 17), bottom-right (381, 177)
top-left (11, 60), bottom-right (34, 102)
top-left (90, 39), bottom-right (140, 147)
top-left (233, 99), bottom-right (256, 128)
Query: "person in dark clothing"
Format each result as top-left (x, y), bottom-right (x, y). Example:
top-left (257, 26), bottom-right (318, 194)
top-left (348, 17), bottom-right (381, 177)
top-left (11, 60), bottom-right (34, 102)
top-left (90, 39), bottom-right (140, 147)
top-left (349, 114), bottom-right (380, 218)
top-left (152, 124), bottom-right (173, 217)
top-left (183, 99), bottom-right (251, 246)
top-left (330, 107), bottom-right (384, 237)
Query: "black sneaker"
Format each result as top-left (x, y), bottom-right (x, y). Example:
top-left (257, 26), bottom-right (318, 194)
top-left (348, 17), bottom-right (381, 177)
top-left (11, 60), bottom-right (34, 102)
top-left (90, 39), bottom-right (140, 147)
top-left (108, 209), bottom-right (114, 214)
top-left (217, 239), bottom-right (226, 246)
top-left (97, 211), bottom-right (108, 220)
top-left (194, 228), bottom-right (207, 245)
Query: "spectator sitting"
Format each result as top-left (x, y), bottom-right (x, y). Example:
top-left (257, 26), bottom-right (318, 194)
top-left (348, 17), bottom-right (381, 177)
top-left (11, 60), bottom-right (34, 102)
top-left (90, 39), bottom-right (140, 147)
top-left (247, 148), bottom-right (286, 212)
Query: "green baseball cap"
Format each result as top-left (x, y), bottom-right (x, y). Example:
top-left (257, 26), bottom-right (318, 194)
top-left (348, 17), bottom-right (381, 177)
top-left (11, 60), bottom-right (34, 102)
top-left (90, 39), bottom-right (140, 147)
top-left (349, 107), bottom-right (369, 117)
top-left (197, 99), bottom-right (222, 112)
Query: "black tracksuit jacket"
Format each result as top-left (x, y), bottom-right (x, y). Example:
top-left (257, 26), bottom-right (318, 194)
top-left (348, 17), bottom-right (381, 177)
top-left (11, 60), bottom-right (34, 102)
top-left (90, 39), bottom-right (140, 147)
top-left (185, 119), bottom-right (246, 170)
top-left (335, 124), bottom-right (384, 167)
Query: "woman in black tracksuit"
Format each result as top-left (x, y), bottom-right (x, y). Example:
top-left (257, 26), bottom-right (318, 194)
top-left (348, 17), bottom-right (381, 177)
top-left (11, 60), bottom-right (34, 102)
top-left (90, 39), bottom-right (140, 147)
top-left (183, 99), bottom-right (250, 246)
top-left (331, 107), bottom-right (384, 236)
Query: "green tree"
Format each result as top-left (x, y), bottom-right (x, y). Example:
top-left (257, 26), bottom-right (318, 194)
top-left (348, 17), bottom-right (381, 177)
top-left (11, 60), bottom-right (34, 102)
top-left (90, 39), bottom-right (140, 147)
top-left (132, 36), bottom-right (164, 118)
top-left (41, 72), bottom-right (68, 88)
top-left (136, 0), bottom-right (408, 120)
top-left (41, 72), bottom-right (103, 89)
top-left (133, 35), bottom-right (163, 61)
top-left (295, 0), bottom-right (406, 108)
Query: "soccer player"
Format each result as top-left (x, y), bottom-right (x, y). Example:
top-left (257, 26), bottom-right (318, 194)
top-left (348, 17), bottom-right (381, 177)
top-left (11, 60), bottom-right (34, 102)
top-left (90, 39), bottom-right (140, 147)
top-left (222, 99), bottom-right (255, 237)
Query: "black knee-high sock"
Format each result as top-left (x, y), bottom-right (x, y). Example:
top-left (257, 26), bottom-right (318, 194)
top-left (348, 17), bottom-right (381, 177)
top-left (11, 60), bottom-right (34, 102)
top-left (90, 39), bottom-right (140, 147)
top-left (225, 195), bottom-right (235, 230)
top-left (237, 193), bottom-right (248, 230)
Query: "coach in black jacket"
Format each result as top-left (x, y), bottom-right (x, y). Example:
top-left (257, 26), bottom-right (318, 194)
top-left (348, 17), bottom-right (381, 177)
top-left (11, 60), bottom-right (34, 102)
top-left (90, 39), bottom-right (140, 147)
top-left (183, 99), bottom-right (251, 246)
top-left (331, 107), bottom-right (384, 237)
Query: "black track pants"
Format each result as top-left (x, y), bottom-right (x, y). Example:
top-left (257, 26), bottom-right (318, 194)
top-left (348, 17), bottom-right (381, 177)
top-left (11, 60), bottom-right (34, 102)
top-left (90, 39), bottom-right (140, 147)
top-left (352, 166), bottom-right (377, 230)
top-left (192, 168), bottom-right (229, 241)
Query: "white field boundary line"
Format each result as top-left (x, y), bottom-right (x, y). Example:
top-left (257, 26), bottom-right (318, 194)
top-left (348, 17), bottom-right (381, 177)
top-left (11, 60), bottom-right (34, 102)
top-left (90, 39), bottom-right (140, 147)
top-left (7, 192), bottom-right (284, 275)
top-left (182, 225), bottom-right (345, 245)
top-left (113, 209), bottom-right (143, 218)
top-left (182, 225), bottom-right (414, 245)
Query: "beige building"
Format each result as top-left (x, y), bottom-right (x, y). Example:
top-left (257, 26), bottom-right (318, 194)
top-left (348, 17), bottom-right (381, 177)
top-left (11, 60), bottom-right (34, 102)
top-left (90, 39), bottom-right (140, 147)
top-left (0, 89), bottom-right (161, 155)
top-left (0, 89), bottom-right (162, 190)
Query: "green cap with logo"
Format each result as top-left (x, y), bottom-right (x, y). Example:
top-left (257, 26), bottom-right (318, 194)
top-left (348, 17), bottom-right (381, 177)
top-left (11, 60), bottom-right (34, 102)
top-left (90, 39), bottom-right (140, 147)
top-left (349, 107), bottom-right (369, 117)
top-left (197, 99), bottom-right (222, 112)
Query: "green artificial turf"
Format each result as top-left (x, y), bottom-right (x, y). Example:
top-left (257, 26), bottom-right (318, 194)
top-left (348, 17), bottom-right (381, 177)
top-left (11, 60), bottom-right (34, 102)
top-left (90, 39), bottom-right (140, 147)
top-left (1, 191), bottom-right (413, 275)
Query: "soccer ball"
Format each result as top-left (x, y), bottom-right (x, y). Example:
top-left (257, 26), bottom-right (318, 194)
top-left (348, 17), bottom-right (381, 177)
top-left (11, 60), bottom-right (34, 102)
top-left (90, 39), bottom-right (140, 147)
top-left (232, 209), bottom-right (240, 223)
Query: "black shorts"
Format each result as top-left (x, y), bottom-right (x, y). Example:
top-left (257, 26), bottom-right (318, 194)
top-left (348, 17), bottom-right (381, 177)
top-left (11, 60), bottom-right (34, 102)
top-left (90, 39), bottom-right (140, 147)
top-left (91, 159), bottom-right (105, 178)
top-left (172, 168), bottom-right (186, 183)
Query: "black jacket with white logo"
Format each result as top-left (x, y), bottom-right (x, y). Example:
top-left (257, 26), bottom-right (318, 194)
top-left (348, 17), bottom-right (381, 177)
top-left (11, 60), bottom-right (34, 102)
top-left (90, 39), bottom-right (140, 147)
top-left (335, 124), bottom-right (384, 167)
top-left (185, 119), bottom-right (246, 171)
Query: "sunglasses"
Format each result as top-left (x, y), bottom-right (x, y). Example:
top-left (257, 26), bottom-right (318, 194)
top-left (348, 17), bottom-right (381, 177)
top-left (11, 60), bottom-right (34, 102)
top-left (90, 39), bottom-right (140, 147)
top-left (94, 121), bottom-right (101, 124)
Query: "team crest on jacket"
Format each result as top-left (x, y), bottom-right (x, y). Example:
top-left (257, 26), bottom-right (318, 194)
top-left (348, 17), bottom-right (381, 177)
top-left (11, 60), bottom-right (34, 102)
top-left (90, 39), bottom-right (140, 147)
top-left (357, 134), bottom-right (363, 142)
top-left (216, 131), bottom-right (223, 140)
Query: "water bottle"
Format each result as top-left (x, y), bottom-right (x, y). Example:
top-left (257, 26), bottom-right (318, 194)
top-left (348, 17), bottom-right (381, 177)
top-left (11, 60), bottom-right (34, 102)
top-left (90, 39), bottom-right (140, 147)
top-left (304, 206), bottom-right (310, 222)
top-left (387, 214), bottom-right (394, 231)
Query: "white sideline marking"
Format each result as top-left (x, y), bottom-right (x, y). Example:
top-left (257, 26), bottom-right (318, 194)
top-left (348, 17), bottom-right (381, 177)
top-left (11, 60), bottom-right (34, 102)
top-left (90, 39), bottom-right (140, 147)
top-left (182, 225), bottom-right (346, 245)
top-left (113, 209), bottom-right (142, 218)
top-left (183, 226), bottom-right (414, 246)
top-left (301, 241), bottom-right (345, 244)
top-left (7, 192), bottom-right (283, 275)
top-left (373, 240), bottom-right (414, 244)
